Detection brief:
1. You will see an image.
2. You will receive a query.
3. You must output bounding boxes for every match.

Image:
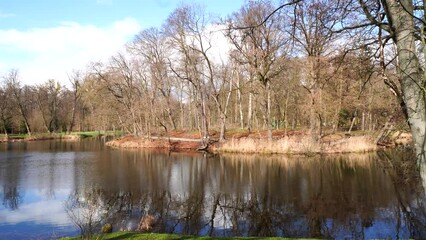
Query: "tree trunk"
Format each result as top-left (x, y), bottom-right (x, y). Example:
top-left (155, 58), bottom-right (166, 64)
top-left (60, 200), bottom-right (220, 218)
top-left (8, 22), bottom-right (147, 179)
top-left (309, 89), bottom-right (319, 141)
top-left (333, 77), bottom-right (344, 133)
top-left (2, 118), bottom-right (7, 137)
top-left (236, 74), bottom-right (244, 129)
top-left (388, 0), bottom-right (426, 161)
top-left (18, 105), bottom-right (31, 135)
top-left (284, 91), bottom-right (289, 135)
top-left (247, 91), bottom-right (253, 132)
top-left (266, 82), bottom-right (272, 141)
top-left (68, 102), bottom-right (77, 133)
top-left (37, 101), bottom-right (50, 133)
top-left (200, 90), bottom-right (209, 146)
top-left (166, 106), bottom-right (176, 130)
top-left (219, 113), bottom-right (226, 141)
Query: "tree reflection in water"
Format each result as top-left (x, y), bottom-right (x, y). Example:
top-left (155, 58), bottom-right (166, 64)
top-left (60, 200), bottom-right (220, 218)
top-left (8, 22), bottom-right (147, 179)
top-left (64, 150), bottom-right (426, 238)
top-left (1, 150), bottom-right (22, 211)
top-left (378, 150), bottom-right (426, 239)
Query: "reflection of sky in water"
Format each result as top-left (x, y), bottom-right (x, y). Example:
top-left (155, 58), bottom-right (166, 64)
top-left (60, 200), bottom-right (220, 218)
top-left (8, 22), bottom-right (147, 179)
top-left (0, 189), bottom-right (71, 225)
top-left (0, 146), bottom-right (95, 240)
top-left (0, 189), bottom-right (78, 240)
top-left (0, 141), bottom-right (425, 239)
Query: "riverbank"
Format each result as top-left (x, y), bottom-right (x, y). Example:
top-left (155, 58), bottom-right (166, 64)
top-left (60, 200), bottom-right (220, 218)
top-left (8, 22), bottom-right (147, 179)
top-left (61, 232), bottom-right (294, 239)
top-left (105, 129), bottom-right (412, 154)
top-left (0, 131), bottom-right (121, 143)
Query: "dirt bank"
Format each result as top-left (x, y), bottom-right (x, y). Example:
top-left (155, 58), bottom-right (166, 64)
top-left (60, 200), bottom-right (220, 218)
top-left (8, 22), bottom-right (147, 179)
top-left (106, 130), bottom-right (410, 154)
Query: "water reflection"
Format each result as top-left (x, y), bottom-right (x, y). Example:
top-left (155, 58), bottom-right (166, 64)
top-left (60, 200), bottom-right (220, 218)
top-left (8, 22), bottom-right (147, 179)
top-left (0, 140), bottom-right (425, 239)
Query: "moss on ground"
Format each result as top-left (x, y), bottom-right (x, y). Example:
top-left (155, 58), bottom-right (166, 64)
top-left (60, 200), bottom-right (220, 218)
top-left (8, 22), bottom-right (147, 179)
top-left (61, 232), bottom-right (300, 240)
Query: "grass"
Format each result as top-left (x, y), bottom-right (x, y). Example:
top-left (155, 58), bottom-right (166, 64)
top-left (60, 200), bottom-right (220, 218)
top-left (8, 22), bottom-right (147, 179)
top-left (60, 232), bottom-right (299, 240)
top-left (68, 131), bottom-right (123, 138)
top-left (0, 131), bottom-right (123, 141)
top-left (216, 135), bottom-right (377, 154)
top-left (4, 133), bottom-right (27, 139)
top-left (216, 137), bottom-right (319, 154)
top-left (320, 135), bottom-right (377, 153)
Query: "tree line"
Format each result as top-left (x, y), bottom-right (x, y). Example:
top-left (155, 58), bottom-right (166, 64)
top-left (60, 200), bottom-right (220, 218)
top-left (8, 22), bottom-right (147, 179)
top-left (0, 0), bottom-right (416, 146)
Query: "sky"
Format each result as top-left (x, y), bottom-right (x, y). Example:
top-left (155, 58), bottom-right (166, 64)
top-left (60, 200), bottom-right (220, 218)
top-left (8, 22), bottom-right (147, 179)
top-left (0, 0), bottom-right (246, 86)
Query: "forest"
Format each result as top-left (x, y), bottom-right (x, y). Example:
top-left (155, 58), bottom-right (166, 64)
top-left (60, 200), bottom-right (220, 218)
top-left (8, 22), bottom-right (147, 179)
top-left (0, 0), bottom-right (422, 152)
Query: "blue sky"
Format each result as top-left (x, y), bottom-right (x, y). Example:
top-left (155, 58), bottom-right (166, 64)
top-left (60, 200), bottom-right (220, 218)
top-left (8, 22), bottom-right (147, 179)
top-left (0, 0), bottom-right (246, 86)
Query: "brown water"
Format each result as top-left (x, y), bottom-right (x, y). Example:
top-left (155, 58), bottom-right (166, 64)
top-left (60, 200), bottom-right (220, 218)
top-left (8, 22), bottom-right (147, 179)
top-left (0, 139), bottom-right (425, 239)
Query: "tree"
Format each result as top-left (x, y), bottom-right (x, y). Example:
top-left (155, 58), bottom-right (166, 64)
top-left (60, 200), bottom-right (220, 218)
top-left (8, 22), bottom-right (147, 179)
top-left (226, 0), bottom-right (288, 141)
top-left (67, 70), bottom-right (83, 133)
top-left (287, 0), bottom-right (352, 140)
top-left (92, 54), bottom-right (145, 136)
top-left (36, 79), bottom-right (62, 133)
top-left (350, 0), bottom-right (426, 162)
top-left (3, 69), bottom-right (32, 135)
top-left (0, 82), bottom-right (12, 136)
top-left (129, 27), bottom-right (178, 132)
top-left (165, 5), bottom-right (212, 145)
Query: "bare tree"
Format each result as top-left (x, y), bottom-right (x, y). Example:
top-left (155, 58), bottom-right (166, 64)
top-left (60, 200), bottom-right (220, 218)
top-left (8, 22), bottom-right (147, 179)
top-left (0, 82), bottom-right (12, 136)
top-left (337, 0), bottom-right (426, 163)
top-left (226, 1), bottom-right (288, 141)
top-left (3, 69), bottom-right (32, 135)
top-left (165, 5), bottom-right (212, 145)
top-left (92, 54), bottom-right (145, 136)
top-left (129, 27), bottom-right (178, 132)
top-left (287, 0), bottom-right (351, 140)
top-left (67, 70), bottom-right (83, 133)
top-left (35, 79), bottom-right (62, 133)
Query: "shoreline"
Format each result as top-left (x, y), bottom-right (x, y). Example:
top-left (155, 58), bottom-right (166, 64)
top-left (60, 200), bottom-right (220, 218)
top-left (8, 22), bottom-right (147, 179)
top-left (0, 134), bottom-right (80, 143)
top-left (60, 231), bottom-right (293, 240)
top-left (0, 131), bottom-right (123, 143)
top-left (1, 130), bottom-right (412, 154)
top-left (105, 130), bottom-right (413, 154)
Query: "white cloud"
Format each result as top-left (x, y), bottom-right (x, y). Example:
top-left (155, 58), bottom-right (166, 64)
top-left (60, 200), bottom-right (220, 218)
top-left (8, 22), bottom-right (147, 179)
top-left (0, 12), bottom-right (15, 18)
top-left (0, 18), bottom-right (141, 86)
top-left (206, 23), bottom-right (231, 64)
top-left (0, 191), bottom-right (71, 226)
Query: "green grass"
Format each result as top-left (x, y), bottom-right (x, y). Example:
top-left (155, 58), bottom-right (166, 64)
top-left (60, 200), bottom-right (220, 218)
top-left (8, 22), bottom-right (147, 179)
top-left (0, 131), bottom-right (123, 140)
top-left (61, 232), bottom-right (298, 240)
top-left (70, 131), bottom-right (124, 138)
top-left (70, 131), bottom-right (100, 138)
top-left (9, 133), bottom-right (31, 139)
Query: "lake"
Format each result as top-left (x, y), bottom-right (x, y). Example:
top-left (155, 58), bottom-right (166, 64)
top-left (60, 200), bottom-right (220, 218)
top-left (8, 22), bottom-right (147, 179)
top-left (0, 139), bottom-right (425, 239)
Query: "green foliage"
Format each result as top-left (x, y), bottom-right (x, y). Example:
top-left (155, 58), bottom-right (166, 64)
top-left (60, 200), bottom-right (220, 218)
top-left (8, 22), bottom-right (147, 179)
top-left (1, 131), bottom-right (123, 140)
top-left (8, 134), bottom-right (27, 139)
top-left (60, 232), bottom-right (300, 240)
top-left (338, 109), bottom-right (352, 128)
top-left (101, 223), bottom-right (113, 233)
top-left (71, 131), bottom-right (123, 138)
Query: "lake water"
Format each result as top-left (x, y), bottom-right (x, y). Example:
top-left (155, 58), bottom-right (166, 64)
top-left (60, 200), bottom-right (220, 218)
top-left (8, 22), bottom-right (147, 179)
top-left (0, 139), bottom-right (425, 239)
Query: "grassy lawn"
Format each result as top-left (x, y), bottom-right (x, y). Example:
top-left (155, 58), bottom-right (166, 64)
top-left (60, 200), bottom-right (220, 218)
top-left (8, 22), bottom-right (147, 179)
top-left (5, 133), bottom-right (27, 139)
top-left (66, 131), bottom-right (124, 137)
top-left (61, 232), bottom-right (297, 240)
top-left (0, 131), bottom-right (123, 139)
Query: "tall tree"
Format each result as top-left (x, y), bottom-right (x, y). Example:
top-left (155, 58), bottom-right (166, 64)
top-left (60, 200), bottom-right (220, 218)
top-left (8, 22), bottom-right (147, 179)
top-left (0, 83), bottom-right (12, 136)
top-left (129, 27), bottom-right (178, 132)
top-left (288, 0), bottom-right (350, 140)
top-left (350, 0), bottom-right (426, 163)
top-left (165, 5), bottom-right (211, 145)
top-left (226, 0), bottom-right (288, 141)
top-left (36, 79), bottom-right (62, 133)
top-left (93, 54), bottom-right (145, 136)
top-left (3, 69), bottom-right (32, 135)
top-left (67, 70), bottom-right (83, 133)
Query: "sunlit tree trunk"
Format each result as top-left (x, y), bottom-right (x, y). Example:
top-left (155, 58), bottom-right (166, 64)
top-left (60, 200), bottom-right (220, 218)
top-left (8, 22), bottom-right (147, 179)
top-left (387, 0), bottom-right (426, 162)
